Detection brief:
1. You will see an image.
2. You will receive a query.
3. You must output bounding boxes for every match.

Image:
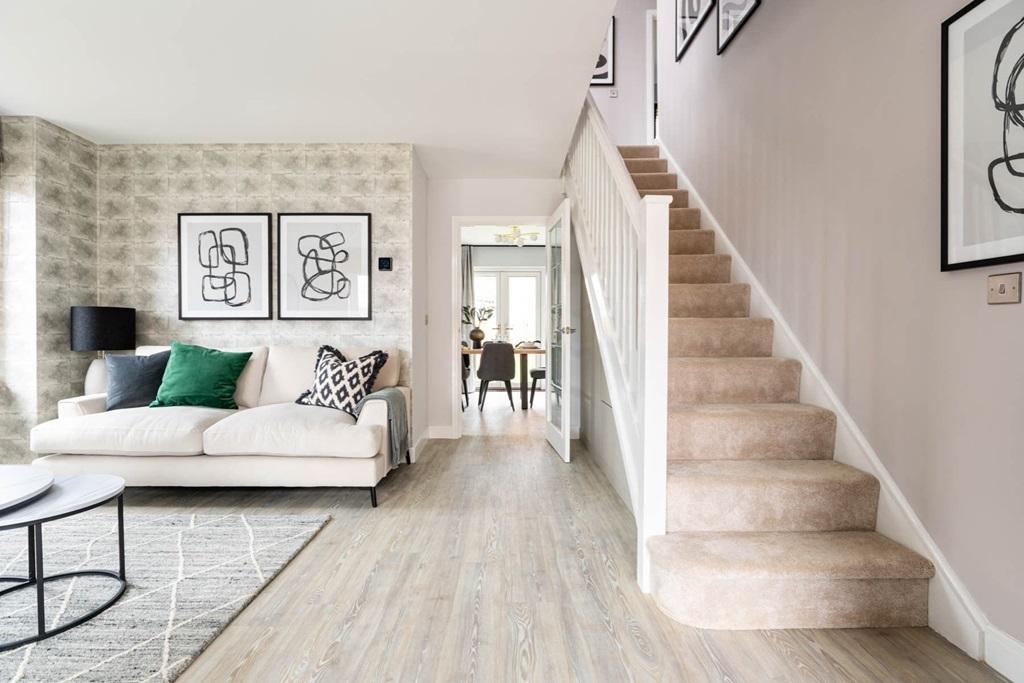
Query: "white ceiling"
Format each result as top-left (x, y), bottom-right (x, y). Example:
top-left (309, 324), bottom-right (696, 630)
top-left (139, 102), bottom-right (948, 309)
top-left (0, 0), bottom-right (614, 178)
top-left (461, 224), bottom-right (545, 246)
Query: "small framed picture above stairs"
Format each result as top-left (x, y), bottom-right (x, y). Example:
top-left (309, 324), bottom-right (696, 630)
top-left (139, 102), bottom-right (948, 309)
top-left (618, 144), bottom-right (936, 630)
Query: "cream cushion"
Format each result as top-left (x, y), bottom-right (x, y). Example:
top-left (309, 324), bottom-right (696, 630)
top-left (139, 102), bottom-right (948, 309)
top-left (257, 346), bottom-right (400, 406)
top-left (202, 403), bottom-right (381, 459)
top-left (136, 345), bottom-right (268, 409)
top-left (30, 406), bottom-right (235, 456)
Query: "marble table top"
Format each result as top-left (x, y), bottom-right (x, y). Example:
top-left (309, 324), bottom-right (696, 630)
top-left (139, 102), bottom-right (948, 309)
top-left (0, 466), bottom-right (54, 512)
top-left (0, 474), bottom-right (124, 530)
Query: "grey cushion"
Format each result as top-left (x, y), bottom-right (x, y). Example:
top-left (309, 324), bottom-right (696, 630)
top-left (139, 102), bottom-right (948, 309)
top-left (105, 351), bottom-right (171, 411)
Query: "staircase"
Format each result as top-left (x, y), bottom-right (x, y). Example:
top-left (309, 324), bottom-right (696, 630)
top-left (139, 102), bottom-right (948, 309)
top-left (619, 144), bottom-right (936, 630)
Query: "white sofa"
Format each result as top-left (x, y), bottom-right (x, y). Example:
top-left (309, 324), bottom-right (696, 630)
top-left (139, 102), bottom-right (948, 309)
top-left (30, 345), bottom-right (408, 507)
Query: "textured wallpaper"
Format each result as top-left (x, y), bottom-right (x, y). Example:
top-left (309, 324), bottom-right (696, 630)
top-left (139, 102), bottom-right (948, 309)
top-left (0, 117), bottom-right (98, 460)
top-left (94, 142), bottom-right (414, 384)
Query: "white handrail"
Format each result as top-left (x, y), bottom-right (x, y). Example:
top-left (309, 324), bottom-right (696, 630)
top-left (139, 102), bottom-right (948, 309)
top-left (563, 94), bottom-right (670, 590)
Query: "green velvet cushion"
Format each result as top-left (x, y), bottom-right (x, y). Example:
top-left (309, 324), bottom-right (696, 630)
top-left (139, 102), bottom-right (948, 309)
top-left (150, 341), bottom-right (252, 409)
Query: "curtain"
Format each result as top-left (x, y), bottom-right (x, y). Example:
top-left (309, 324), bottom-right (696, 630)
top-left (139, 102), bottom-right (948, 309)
top-left (461, 246), bottom-right (475, 340)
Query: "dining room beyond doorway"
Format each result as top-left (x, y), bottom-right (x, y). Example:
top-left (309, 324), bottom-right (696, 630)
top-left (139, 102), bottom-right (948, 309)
top-left (459, 223), bottom-right (548, 424)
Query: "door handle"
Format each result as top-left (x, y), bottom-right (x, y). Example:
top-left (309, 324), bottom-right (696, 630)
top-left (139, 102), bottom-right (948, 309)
top-left (559, 326), bottom-right (576, 335)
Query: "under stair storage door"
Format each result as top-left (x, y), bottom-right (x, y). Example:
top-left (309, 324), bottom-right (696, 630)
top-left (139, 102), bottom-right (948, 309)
top-left (545, 198), bottom-right (573, 463)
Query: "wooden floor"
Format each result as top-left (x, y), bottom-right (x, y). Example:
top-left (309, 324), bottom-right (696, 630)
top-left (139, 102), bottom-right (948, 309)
top-left (124, 394), bottom-right (1005, 682)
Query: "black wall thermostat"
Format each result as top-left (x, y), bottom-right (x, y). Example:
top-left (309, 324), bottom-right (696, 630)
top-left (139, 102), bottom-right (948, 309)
top-left (378, 257), bottom-right (393, 271)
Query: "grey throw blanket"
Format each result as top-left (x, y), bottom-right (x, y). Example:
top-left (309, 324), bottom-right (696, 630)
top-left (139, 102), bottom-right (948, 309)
top-left (356, 387), bottom-right (409, 470)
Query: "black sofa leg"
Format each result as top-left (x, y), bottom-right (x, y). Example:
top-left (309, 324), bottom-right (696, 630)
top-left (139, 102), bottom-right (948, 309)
top-left (405, 450), bottom-right (411, 465)
top-left (369, 486), bottom-right (378, 508)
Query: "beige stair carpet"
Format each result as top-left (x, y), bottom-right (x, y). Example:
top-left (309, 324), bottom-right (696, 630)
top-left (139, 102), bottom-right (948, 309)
top-left (618, 144), bottom-right (934, 630)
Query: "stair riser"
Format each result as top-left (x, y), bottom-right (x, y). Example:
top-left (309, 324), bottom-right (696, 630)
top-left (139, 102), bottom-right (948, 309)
top-left (670, 255), bottom-right (731, 284)
top-left (641, 189), bottom-right (689, 207)
top-left (618, 145), bottom-right (659, 158)
top-left (670, 230), bottom-right (714, 255)
top-left (670, 284), bottom-right (750, 318)
top-left (651, 575), bottom-right (929, 630)
top-left (669, 409), bottom-right (836, 460)
top-left (632, 173), bottom-right (678, 190)
top-left (669, 319), bottom-right (773, 357)
top-left (666, 475), bottom-right (879, 533)
top-left (625, 158), bottom-right (667, 173)
top-left (670, 208), bottom-right (701, 229)
top-left (669, 360), bottom-right (801, 404)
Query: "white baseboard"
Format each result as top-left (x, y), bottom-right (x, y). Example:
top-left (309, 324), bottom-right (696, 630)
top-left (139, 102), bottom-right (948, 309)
top-left (427, 425), bottom-right (457, 440)
top-left (657, 141), bottom-right (990, 661)
top-left (409, 433), bottom-right (429, 464)
top-left (985, 626), bottom-right (1024, 683)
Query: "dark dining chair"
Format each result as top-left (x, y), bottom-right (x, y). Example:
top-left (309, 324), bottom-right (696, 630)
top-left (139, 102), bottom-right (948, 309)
top-left (461, 341), bottom-right (471, 411)
top-left (477, 342), bottom-right (515, 411)
top-left (529, 367), bottom-right (546, 408)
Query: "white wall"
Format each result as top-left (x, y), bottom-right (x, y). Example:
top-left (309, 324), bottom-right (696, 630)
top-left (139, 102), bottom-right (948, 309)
top-left (655, 0), bottom-right (1024, 646)
top-left (411, 150), bottom-right (429, 448)
top-left (590, 0), bottom-right (656, 145)
top-left (426, 179), bottom-right (563, 432)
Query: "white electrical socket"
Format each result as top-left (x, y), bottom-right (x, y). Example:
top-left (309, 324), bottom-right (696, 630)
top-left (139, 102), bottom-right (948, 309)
top-left (609, 89), bottom-right (618, 98)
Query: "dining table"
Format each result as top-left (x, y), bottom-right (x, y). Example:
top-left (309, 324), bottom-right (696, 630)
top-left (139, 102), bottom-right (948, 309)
top-left (462, 345), bottom-right (546, 409)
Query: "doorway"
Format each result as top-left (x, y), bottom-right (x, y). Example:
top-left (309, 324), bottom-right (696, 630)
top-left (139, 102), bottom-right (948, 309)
top-left (453, 219), bottom-right (549, 440)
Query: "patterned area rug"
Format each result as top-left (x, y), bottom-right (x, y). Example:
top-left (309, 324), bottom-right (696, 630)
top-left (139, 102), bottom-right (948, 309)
top-left (0, 509), bottom-right (328, 682)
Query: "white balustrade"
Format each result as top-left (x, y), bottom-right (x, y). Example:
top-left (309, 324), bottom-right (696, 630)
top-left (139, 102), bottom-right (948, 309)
top-left (563, 94), bottom-right (670, 591)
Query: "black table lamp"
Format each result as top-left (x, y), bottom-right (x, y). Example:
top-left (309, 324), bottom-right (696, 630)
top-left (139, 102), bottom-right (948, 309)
top-left (70, 306), bottom-right (136, 394)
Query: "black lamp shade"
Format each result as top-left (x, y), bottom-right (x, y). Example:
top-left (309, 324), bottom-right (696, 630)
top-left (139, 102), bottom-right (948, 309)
top-left (70, 306), bottom-right (136, 352)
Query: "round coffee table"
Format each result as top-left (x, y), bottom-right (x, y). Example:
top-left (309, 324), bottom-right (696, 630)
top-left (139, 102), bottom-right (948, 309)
top-left (0, 466), bottom-right (54, 511)
top-left (0, 471), bottom-right (126, 652)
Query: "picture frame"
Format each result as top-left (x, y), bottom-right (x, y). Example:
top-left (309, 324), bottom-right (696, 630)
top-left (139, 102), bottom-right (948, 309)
top-left (177, 213), bottom-right (272, 320)
top-left (676, 0), bottom-right (715, 61)
top-left (277, 213), bottom-right (372, 320)
top-left (591, 18), bottom-right (615, 86)
top-left (717, 0), bottom-right (761, 55)
top-left (942, 0), bottom-right (1024, 271)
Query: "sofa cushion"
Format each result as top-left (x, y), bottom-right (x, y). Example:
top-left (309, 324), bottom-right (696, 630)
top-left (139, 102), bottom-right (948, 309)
top-left (151, 342), bottom-right (252, 409)
top-left (105, 351), bottom-right (170, 410)
top-left (296, 347), bottom-right (388, 416)
top-left (138, 345), bottom-right (268, 408)
top-left (258, 345), bottom-right (400, 406)
top-left (203, 403), bottom-right (381, 458)
top-left (30, 406), bottom-right (235, 456)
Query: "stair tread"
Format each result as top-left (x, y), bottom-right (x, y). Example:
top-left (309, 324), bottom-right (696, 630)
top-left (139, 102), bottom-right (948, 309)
top-left (668, 401), bottom-right (830, 418)
top-left (649, 531), bottom-right (934, 580)
top-left (667, 459), bottom-right (873, 487)
top-left (669, 356), bottom-right (799, 368)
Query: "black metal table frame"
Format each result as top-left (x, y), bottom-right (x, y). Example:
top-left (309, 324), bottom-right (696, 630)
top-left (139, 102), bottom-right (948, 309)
top-left (0, 492), bottom-right (126, 652)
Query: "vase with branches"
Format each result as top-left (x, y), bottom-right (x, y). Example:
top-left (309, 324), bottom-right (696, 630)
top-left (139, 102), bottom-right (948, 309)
top-left (462, 306), bottom-right (494, 348)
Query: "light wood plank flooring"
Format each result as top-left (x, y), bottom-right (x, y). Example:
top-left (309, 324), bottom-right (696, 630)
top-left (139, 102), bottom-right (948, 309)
top-left (123, 396), bottom-right (1005, 682)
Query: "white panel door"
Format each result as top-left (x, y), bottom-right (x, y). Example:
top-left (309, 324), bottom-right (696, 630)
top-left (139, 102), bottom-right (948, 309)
top-left (545, 198), bottom-right (573, 462)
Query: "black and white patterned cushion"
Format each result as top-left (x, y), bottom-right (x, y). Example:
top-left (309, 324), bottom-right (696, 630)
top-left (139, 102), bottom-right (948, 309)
top-left (295, 346), bottom-right (388, 416)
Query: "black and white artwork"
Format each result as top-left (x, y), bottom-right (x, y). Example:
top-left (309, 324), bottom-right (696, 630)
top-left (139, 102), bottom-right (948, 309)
top-left (717, 0), bottom-right (760, 54)
top-left (177, 213), bottom-right (272, 320)
top-left (591, 18), bottom-right (615, 86)
top-left (278, 213), bottom-right (372, 320)
top-left (943, 0), bottom-right (1024, 270)
top-left (676, 0), bottom-right (715, 61)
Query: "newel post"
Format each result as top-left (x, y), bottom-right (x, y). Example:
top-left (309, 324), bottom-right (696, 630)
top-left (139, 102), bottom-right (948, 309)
top-left (637, 193), bottom-right (671, 592)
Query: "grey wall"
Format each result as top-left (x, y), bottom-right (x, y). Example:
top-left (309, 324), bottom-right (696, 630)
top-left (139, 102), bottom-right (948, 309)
top-left (468, 246), bottom-right (545, 268)
top-left (656, 0), bottom-right (1024, 641)
top-left (579, 279), bottom-right (630, 509)
top-left (1, 116), bottom-right (97, 461)
top-left (591, 0), bottom-right (656, 144)
top-left (95, 143), bottom-right (415, 386)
